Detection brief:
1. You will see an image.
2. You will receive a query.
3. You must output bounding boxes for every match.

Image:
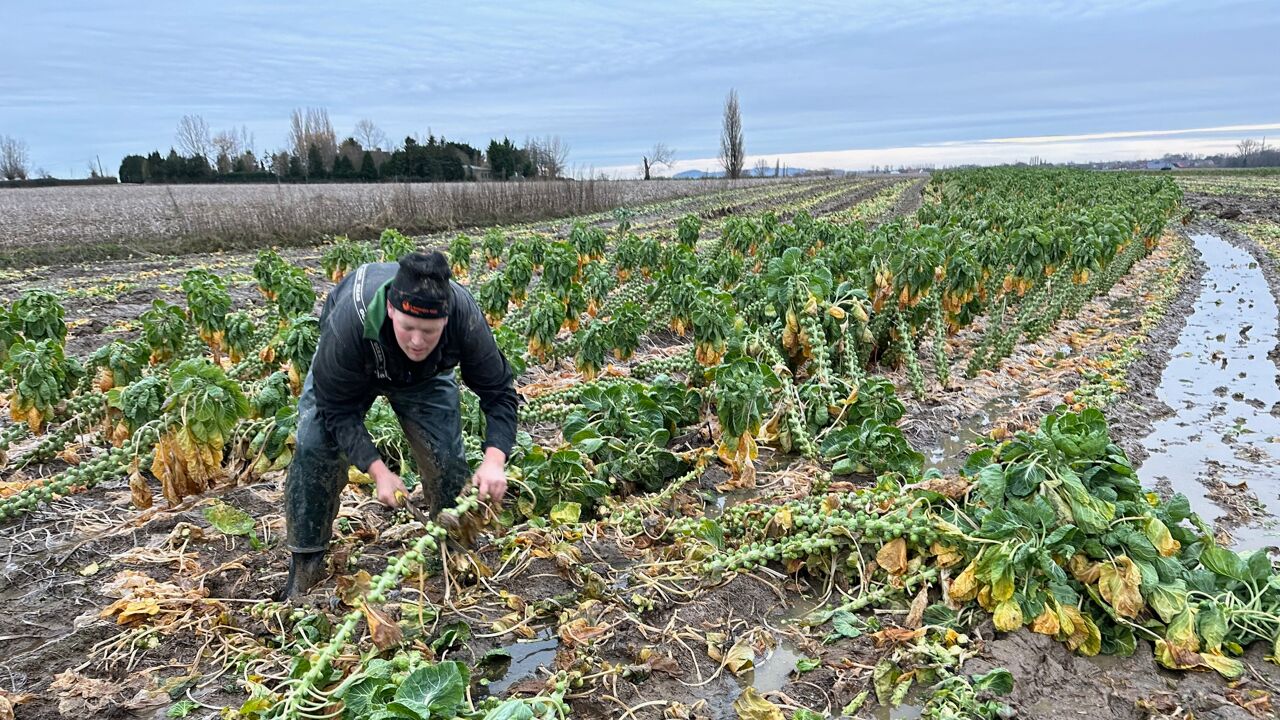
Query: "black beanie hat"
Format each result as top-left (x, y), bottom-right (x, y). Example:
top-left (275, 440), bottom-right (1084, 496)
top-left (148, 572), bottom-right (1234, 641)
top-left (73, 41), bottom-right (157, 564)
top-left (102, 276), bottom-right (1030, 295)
top-left (388, 251), bottom-right (452, 318)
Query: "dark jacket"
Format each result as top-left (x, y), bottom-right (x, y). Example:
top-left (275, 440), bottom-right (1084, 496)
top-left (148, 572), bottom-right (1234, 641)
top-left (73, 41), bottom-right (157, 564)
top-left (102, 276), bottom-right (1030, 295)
top-left (311, 262), bottom-right (517, 473)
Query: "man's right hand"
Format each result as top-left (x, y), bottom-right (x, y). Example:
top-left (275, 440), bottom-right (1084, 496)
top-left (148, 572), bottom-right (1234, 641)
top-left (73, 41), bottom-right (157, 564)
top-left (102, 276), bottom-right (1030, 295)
top-left (369, 461), bottom-right (408, 507)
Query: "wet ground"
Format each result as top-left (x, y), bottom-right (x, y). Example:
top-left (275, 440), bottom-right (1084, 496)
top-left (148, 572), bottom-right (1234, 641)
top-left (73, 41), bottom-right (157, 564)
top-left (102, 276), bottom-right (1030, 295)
top-left (8, 185), bottom-right (1280, 719)
top-left (1138, 232), bottom-right (1280, 549)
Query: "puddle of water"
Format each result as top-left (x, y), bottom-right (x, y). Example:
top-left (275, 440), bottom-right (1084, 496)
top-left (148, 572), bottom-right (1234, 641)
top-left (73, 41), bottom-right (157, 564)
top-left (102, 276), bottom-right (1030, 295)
top-left (1138, 233), bottom-right (1280, 549)
top-left (704, 488), bottom-right (758, 518)
top-left (925, 396), bottom-right (1019, 473)
top-left (744, 641), bottom-right (803, 694)
top-left (485, 629), bottom-right (559, 695)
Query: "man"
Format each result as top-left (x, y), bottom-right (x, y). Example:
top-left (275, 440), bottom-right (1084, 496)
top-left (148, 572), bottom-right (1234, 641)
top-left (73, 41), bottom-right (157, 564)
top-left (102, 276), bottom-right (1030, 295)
top-left (280, 250), bottom-right (518, 600)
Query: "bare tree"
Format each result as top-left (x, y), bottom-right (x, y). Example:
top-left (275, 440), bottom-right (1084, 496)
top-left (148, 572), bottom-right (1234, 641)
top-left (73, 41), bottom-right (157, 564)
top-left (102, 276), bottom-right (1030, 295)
top-left (353, 119), bottom-right (387, 151)
top-left (0, 135), bottom-right (31, 180)
top-left (526, 135), bottom-right (570, 179)
top-left (641, 142), bottom-right (676, 180)
top-left (752, 158), bottom-right (770, 178)
top-left (541, 135), bottom-right (570, 179)
top-left (1237, 137), bottom-right (1266, 166)
top-left (211, 130), bottom-right (239, 158)
top-left (289, 107), bottom-right (338, 173)
top-left (719, 89), bottom-right (745, 179)
top-left (175, 114), bottom-right (212, 158)
top-left (211, 130), bottom-right (240, 173)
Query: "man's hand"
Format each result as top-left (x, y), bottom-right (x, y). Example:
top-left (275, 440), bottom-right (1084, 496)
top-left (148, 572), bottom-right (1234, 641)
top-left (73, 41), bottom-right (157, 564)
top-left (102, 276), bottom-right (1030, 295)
top-left (472, 447), bottom-right (508, 504)
top-left (369, 461), bottom-right (408, 508)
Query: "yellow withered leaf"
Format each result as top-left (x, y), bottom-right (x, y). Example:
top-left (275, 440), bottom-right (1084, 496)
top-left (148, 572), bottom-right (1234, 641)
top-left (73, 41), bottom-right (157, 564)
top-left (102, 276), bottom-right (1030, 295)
top-left (1031, 607), bottom-right (1060, 636)
top-left (949, 562), bottom-right (979, 602)
top-left (1098, 556), bottom-right (1144, 619)
top-left (876, 538), bottom-right (908, 576)
top-left (993, 599), bottom-right (1024, 632)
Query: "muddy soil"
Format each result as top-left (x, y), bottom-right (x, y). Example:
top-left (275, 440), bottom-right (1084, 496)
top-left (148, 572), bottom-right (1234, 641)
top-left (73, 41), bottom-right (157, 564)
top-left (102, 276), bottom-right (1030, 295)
top-left (1187, 191), bottom-right (1280, 226)
top-left (970, 629), bottom-right (1280, 720)
top-left (11, 186), bottom-right (1279, 719)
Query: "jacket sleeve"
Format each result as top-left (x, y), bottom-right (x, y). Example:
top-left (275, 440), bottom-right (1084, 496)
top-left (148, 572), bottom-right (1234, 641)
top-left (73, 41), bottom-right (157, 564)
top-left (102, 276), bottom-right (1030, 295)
top-left (455, 291), bottom-right (518, 457)
top-left (311, 322), bottom-right (382, 473)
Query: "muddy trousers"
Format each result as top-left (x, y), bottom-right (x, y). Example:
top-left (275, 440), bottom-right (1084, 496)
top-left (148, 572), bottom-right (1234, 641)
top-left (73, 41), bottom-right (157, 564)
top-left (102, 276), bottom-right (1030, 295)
top-left (284, 369), bottom-right (470, 554)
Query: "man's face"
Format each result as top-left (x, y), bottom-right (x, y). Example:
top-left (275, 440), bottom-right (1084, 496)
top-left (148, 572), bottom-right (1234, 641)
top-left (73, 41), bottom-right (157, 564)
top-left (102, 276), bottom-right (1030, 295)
top-left (387, 302), bottom-right (447, 361)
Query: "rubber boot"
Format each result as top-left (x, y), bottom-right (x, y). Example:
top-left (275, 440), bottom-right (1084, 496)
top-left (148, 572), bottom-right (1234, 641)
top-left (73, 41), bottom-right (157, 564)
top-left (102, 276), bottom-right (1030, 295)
top-left (277, 550), bottom-right (328, 601)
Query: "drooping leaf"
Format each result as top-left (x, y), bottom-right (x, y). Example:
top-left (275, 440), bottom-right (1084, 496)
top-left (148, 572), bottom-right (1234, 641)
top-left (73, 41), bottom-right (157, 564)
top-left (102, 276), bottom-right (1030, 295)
top-left (1098, 556), bottom-right (1144, 618)
top-left (733, 687), bottom-right (784, 720)
top-left (1200, 543), bottom-right (1250, 584)
top-left (723, 639), bottom-right (756, 676)
top-left (366, 604), bottom-right (404, 651)
top-left (876, 538), bottom-right (908, 575)
top-left (993, 599), bottom-right (1024, 632)
top-left (1197, 601), bottom-right (1228, 653)
top-left (872, 657), bottom-right (900, 706)
top-left (1147, 581), bottom-right (1188, 624)
top-left (972, 668), bottom-right (1014, 695)
top-left (1144, 517), bottom-right (1181, 557)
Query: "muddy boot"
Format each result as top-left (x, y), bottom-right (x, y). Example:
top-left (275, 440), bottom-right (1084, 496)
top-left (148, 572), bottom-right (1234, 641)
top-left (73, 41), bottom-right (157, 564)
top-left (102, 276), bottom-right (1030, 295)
top-left (277, 551), bottom-right (328, 601)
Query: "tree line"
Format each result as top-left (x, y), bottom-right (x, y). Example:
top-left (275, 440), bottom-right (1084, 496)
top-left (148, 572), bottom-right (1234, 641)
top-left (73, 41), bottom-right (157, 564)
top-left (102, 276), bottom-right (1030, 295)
top-left (116, 109), bottom-right (572, 184)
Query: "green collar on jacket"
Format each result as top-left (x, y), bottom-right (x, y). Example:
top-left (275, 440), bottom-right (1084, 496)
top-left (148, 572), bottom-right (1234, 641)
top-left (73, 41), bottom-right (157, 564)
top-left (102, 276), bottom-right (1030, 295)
top-left (362, 279), bottom-right (393, 341)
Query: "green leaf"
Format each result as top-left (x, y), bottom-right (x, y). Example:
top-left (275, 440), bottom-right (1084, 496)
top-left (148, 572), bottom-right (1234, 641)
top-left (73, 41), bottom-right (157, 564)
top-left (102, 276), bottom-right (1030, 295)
top-left (341, 675), bottom-right (393, 718)
top-left (1044, 524), bottom-right (1078, 547)
top-left (1247, 549), bottom-right (1273, 582)
top-left (694, 519), bottom-right (725, 550)
top-left (1147, 581), bottom-right (1188, 624)
top-left (204, 501), bottom-right (255, 537)
top-left (795, 657), bottom-right (822, 673)
top-left (1198, 601), bottom-right (1228, 653)
top-left (430, 622), bottom-right (472, 653)
top-left (381, 700), bottom-right (431, 719)
top-left (481, 700), bottom-right (535, 720)
top-left (1005, 462), bottom-right (1045, 497)
top-left (979, 508), bottom-right (1026, 539)
top-left (922, 604), bottom-right (959, 628)
top-left (972, 668), bottom-right (1014, 695)
top-left (830, 458), bottom-right (857, 476)
top-left (790, 710), bottom-right (825, 720)
top-left (1200, 543), bottom-right (1250, 584)
top-left (166, 700), bottom-right (198, 718)
top-left (395, 662), bottom-right (468, 717)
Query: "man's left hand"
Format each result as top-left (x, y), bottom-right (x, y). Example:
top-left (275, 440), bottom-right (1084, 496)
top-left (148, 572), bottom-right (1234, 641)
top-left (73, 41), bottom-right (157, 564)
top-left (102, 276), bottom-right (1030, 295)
top-left (472, 447), bottom-right (508, 505)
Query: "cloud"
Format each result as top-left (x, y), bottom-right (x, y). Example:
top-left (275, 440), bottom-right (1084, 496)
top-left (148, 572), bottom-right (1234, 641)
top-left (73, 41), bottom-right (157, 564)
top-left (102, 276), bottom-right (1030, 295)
top-left (605, 124), bottom-right (1272, 177)
top-left (966, 123), bottom-right (1280, 145)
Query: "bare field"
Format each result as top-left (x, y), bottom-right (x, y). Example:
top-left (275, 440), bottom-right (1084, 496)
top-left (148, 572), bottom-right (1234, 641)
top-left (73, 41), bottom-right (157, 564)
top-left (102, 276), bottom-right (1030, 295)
top-left (0, 178), bottom-right (780, 265)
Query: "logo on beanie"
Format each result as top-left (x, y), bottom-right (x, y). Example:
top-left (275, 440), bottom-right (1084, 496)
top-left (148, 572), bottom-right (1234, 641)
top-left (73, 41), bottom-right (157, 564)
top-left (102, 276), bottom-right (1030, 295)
top-left (401, 299), bottom-right (444, 317)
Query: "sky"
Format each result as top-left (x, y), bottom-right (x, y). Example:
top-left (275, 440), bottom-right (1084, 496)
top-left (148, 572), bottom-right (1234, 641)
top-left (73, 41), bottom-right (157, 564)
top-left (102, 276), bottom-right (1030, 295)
top-left (2, 1), bottom-right (1278, 178)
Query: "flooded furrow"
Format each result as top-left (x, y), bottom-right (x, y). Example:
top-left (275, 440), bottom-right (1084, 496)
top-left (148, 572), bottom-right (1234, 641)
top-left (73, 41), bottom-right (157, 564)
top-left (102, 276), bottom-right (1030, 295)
top-left (1137, 233), bottom-right (1280, 549)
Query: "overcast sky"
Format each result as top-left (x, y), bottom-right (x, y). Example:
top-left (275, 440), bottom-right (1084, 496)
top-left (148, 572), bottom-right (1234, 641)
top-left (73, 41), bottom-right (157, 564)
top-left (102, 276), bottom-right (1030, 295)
top-left (3, 0), bottom-right (1278, 177)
